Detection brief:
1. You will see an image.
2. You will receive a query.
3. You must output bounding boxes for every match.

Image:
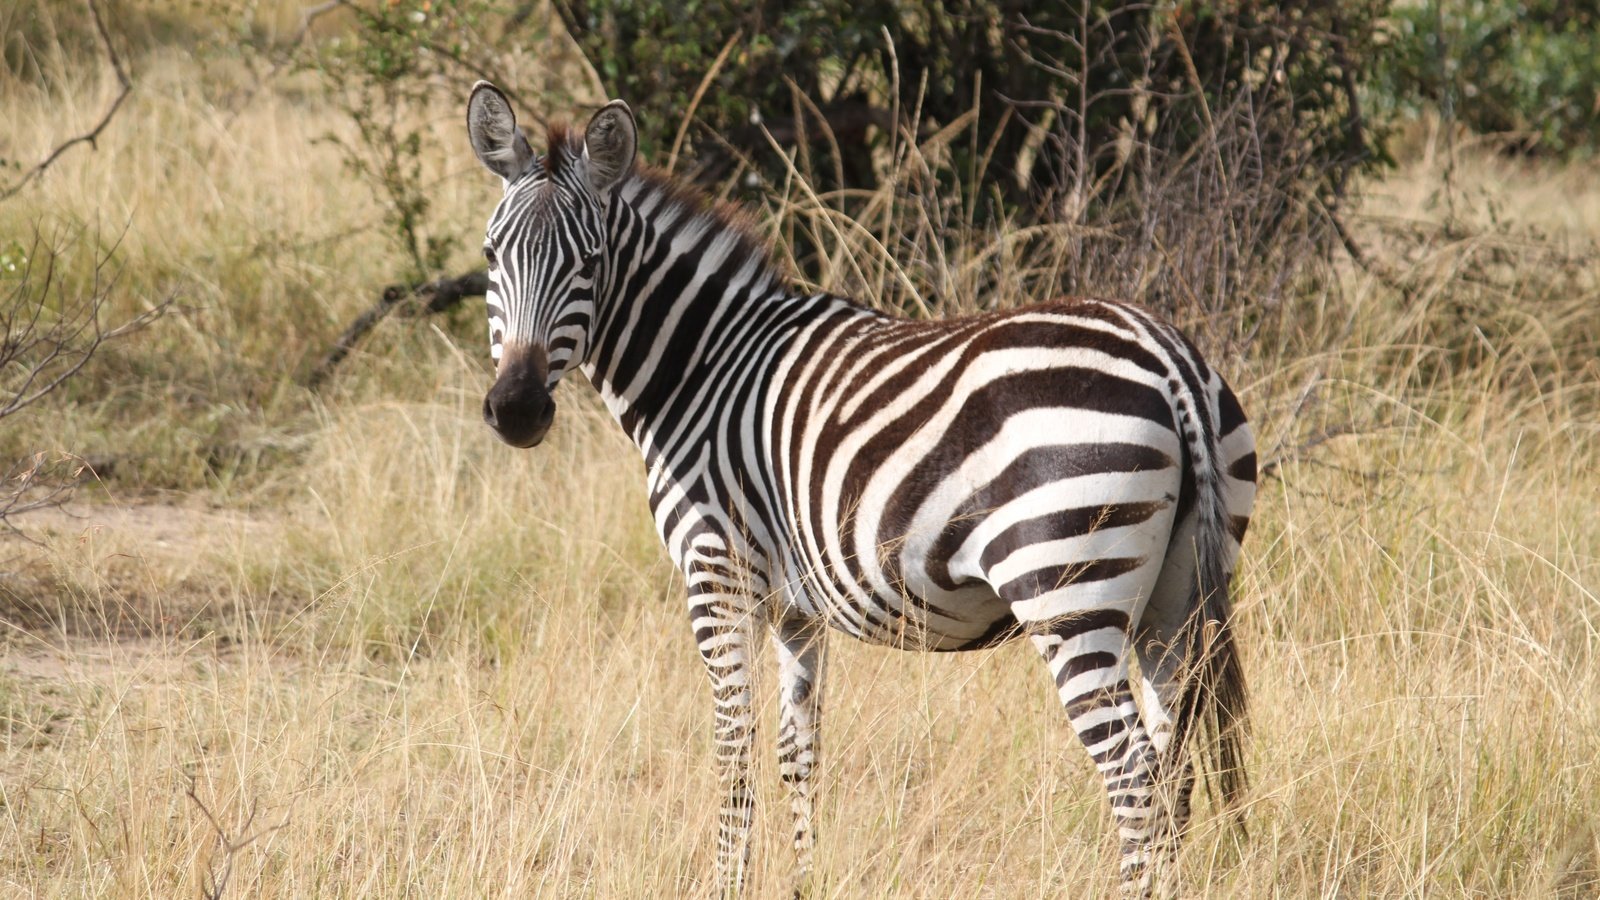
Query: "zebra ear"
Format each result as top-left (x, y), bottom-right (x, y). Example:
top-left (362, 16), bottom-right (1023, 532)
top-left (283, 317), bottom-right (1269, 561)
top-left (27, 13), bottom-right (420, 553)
top-left (583, 100), bottom-right (636, 197)
top-left (467, 81), bottom-right (535, 183)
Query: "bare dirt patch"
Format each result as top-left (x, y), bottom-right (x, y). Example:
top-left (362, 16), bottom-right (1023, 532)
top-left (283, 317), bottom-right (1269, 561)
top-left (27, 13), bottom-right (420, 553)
top-left (0, 499), bottom-right (275, 645)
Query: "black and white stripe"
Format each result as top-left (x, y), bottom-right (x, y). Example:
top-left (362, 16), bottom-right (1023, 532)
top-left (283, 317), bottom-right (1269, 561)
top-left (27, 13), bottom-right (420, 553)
top-left (467, 83), bottom-right (1256, 896)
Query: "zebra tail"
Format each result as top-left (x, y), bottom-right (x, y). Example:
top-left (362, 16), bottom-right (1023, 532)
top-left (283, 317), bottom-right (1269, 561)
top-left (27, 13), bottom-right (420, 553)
top-left (1180, 385), bottom-right (1249, 817)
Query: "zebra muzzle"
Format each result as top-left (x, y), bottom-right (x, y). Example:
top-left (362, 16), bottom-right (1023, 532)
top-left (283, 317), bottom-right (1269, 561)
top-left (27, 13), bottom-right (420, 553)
top-left (484, 345), bottom-right (555, 448)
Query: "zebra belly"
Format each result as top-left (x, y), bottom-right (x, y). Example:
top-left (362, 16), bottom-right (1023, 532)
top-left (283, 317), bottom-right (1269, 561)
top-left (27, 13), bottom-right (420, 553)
top-left (774, 553), bottom-right (1019, 651)
top-left (812, 581), bottom-right (1020, 651)
top-left (886, 581), bottom-right (1022, 651)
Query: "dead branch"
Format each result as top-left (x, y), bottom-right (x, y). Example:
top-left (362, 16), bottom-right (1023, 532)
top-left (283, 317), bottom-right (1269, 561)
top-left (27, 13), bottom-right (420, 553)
top-left (308, 269), bottom-right (489, 389)
top-left (0, 453), bottom-right (78, 540)
top-left (0, 0), bottom-right (132, 203)
top-left (0, 233), bottom-right (169, 421)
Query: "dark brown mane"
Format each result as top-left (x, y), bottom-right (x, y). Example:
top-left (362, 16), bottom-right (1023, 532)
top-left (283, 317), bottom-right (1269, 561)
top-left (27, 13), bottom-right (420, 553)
top-left (543, 123), bottom-right (575, 178)
top-left (631, 165), bottom-right (781, 284)
top-left (539, 119), bottom-right (781, 286)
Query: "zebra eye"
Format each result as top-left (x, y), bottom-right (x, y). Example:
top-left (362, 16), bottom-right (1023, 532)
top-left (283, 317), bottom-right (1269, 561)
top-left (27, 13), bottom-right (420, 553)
top-left (579, 251), bottom-right (600, 276)
top-left (483, 245), bottom-right (498, 270)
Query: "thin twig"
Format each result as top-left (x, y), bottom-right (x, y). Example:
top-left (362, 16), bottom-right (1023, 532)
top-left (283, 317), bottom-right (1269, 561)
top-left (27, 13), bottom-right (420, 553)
top-left (0, 240), bottom-right (170, 421)
top-left (0, 454), bottom-right (77, 540)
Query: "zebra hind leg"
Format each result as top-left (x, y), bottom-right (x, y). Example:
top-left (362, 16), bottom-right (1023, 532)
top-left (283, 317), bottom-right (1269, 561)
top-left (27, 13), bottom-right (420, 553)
top-left (1135, 498), bottom-right (1254, 884)
top-left (771, 614), bottom-right (825, 896)
top-left (1025, 608), bottom-right (1170, 897)
top-left (1133, 512), bottom-right (1206, 862)
top-left (1133, 631), bottom-right (1197, 869)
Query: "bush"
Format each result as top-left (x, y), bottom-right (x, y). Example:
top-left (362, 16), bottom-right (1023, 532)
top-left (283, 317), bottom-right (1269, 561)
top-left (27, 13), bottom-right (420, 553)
top-left (553, 0), bottom-right (1389, 221)
top-left (1375, 0), bottom-right (1600, 157)
top-left (301, 0), bottom-right (547, 283)
top-left (548, 1), bottom-right (1390, 339)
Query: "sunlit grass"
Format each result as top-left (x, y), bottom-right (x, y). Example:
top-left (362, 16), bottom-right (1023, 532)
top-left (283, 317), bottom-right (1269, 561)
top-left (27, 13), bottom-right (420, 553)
top-left (2, 9), bottom-right (1599, 898)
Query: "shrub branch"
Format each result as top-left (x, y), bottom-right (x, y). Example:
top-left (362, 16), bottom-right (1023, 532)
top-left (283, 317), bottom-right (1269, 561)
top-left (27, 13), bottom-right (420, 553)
top-left (0, 231), bottom-right (172, 529)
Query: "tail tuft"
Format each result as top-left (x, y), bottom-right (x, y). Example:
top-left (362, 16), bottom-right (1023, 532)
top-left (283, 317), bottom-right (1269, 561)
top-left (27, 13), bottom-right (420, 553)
top-left (1176, 384), bottom-right (1251, 818)
top-left (1183, 548), bottom-right (1249, 812)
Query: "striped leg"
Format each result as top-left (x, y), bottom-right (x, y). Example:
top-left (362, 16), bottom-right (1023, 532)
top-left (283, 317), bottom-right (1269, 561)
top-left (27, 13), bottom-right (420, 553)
top-left (1134, 635), bottom-right (1196, 853)
top-left (1027, 612), bottom-right (1166, 897)
top-left (771, 614), bottom-right (825, 891)
top-left (1135, 516), bottom-right (1206, 852)
top-left (687, 561), bottom-right (759, 894)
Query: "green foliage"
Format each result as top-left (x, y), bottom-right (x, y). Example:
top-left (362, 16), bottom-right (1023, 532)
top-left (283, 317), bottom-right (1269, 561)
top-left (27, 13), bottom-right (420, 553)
top-left (303, 0), bottom-right (545, 282)
top-left (555, 0), bottom-right (1390, 220)
top-left (0, 240), bottom-right (27, 277)
top-left (1376, 1), bottom-right (1600, 157)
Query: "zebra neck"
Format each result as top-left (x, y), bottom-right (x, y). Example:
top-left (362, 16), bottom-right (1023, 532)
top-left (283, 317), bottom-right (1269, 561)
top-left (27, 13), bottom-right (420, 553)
top-left (580, 174), bottom-right (856, 460)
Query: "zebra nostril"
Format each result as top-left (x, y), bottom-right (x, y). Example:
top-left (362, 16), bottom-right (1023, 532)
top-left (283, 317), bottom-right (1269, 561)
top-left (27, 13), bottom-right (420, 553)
top-left (482, 392), bottom-right (497, 428)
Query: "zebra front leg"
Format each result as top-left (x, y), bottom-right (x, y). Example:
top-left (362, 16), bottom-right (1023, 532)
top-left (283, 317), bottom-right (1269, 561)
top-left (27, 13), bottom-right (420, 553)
top-left (1028, 610), bottom-right (1169, 897)
top-left (771, 613), bottom-right (825, 893)
top-left (688, 581), bottom-right (759, 894)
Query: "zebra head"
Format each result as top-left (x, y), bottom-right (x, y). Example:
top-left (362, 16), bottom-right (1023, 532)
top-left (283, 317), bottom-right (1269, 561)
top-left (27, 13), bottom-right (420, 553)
top-left (466, 82), bottom-right (636, 448)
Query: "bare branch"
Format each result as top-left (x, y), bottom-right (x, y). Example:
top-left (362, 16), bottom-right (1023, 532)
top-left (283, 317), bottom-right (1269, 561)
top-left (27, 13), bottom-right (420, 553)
top-left (0, 454), bottom-right (79, 541)
top-left (0, 229), bottom-right (174, 530)
top-left (0, 233), bottom-right (170, 420)
top-left (308, 269), bottom-right (490, 389)
top-left (0, 0), bottom-right (133, 203)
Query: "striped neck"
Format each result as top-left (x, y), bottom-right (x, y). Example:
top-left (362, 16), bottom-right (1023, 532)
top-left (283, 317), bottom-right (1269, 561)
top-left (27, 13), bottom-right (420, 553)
top-left (580, 172), bottom-right (847, 454)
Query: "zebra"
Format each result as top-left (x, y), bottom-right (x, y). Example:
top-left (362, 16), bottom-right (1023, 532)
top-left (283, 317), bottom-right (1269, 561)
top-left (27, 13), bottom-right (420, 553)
top-left (465, 81), bottom-right (1256, 896)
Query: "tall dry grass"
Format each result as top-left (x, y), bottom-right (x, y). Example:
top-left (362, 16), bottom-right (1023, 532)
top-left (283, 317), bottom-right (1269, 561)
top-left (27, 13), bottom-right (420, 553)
top-left (0, 0), bottom-right (511, 490)
top-left (3, 7), bottom-right (1600, 898)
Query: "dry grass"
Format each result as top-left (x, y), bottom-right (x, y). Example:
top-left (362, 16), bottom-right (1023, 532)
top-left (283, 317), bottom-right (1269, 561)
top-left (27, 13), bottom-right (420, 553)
top-left (4, 8), bottom-right (1600, 898)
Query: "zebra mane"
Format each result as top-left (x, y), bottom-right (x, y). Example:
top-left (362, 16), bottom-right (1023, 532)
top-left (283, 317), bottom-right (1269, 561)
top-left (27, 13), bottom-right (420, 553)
top-left (628, 166), bottom-right (781, 288)
top-left (541, 119), bottom-right (781, 292)
top-left (543, 123), bottom-right (575, 179)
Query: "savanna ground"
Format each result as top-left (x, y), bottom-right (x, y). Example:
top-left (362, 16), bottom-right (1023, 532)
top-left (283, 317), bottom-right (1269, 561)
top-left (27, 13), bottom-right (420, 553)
top-left (3, 4), bottom-right (1599, 898)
